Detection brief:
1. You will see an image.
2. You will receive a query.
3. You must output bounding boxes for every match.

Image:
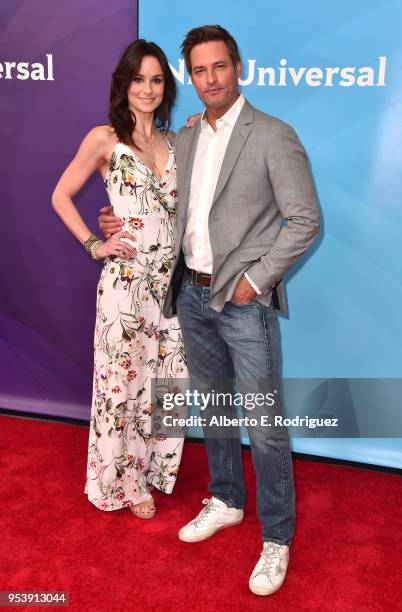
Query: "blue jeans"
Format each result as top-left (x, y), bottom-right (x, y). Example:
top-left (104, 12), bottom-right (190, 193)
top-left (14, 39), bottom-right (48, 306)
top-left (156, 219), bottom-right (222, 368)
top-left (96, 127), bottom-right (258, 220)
top-left (176, 276), bottom-right (295, 545)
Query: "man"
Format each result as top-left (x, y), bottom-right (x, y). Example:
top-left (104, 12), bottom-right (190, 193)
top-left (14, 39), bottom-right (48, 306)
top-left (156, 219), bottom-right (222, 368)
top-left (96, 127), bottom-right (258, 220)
top-left (100, 25), bottom-right (320, 596)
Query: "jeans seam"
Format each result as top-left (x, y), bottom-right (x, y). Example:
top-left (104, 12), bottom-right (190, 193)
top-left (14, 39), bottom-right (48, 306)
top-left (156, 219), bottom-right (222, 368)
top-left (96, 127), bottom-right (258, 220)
top-left (223, 346), bottom-right (236, 505)
top-left (259, 304), bottom-right (273, 383)
top-left (259, 304), bottom-right (292, 543)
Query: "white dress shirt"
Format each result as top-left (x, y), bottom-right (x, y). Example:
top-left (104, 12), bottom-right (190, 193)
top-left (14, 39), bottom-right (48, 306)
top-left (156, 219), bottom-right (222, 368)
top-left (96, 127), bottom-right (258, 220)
top-left (182, 94), bottom-right (260, 294)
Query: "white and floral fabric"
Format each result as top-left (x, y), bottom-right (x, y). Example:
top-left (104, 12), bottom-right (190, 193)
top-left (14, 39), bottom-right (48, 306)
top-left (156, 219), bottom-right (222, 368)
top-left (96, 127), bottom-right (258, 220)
top-left (85, 137), bottom-right (187, 511)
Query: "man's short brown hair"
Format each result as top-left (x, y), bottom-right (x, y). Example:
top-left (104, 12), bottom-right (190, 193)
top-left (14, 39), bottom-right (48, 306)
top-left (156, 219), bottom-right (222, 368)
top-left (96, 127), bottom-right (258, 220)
top-left (181, 25), bottom-right (241, 73)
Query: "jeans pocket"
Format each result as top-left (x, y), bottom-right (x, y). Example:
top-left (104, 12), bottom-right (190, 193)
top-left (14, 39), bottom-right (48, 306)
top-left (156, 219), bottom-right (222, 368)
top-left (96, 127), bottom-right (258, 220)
top-left (176, 277), bottom-right (191, 304)
top-left (230, 300), bottom-right (256, 308)
top-left (180, 276), bottom-right (192, 290)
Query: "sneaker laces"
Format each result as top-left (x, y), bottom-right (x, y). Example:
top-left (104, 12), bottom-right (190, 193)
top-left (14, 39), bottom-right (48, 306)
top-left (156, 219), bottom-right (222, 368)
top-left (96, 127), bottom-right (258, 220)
top-left (253, 543), bottom-right (285, 580)
top-left (191, 498), bottom-right (220, 528)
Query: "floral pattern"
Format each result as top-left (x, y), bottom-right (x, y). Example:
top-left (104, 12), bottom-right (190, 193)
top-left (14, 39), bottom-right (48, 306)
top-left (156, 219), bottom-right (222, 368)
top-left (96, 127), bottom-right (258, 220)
top-left (84, 137), bottom-right (187, 511)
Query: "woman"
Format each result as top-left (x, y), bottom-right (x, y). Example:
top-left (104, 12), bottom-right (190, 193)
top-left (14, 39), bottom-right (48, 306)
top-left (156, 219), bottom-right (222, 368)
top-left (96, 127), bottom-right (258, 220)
top-left (52, 40), bottom-right (187, 519)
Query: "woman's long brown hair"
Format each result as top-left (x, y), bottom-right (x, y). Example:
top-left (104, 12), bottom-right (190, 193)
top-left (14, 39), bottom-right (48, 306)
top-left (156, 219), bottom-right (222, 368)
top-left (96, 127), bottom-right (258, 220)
top-left (109, 39), bottom-right (176, 149)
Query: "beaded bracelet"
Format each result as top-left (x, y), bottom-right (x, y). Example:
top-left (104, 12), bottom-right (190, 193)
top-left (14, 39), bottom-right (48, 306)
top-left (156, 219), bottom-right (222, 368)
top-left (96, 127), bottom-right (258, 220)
top-left (83, 234), bottom-right (104, 261)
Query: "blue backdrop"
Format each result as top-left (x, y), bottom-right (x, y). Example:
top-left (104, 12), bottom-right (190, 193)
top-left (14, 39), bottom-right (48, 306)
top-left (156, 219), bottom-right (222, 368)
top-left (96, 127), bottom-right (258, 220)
top-left (139, 0), bottom-right (402, 467)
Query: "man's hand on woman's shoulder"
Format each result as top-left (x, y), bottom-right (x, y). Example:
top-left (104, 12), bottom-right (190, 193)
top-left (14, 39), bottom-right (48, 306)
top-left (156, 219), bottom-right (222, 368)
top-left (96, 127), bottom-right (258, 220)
top-left (186, 113), bottom-right (202, 128)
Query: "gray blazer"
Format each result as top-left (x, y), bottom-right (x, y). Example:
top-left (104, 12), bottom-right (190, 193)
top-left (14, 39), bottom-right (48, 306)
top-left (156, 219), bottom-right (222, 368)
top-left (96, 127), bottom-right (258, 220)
top-left (163, 99), bottom-right (320, 317)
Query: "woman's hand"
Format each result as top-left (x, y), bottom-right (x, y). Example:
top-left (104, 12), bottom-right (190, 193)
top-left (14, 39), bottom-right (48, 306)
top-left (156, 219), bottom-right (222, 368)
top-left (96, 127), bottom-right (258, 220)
top-left (186, 113), bottom-right (202, 128)
top-left (95, 231), bottom-right (137, 259)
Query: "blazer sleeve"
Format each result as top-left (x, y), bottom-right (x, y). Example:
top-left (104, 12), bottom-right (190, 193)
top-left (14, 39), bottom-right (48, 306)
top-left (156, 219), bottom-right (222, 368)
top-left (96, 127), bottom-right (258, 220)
top-left (245, 122), bottom-right (320, 295)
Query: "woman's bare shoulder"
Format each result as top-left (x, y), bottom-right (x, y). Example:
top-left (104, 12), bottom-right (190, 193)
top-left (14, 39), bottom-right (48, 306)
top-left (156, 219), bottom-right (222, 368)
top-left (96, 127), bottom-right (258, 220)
top-left (86, 125), bottom-right (117, 147)
top-left (78, 125), bottom-right (117, 163)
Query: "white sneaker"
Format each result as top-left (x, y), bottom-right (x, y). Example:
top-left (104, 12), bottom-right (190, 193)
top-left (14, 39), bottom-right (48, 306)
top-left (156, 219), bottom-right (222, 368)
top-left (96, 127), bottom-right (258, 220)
top-left (249, 541), bottom-right (289, 596)
top-left (178, 497), bottom-right (244, 543)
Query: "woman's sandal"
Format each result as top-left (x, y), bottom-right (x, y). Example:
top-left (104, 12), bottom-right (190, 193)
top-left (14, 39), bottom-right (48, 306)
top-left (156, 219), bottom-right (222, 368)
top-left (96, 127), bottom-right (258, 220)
top-left (129, 495), bottom-right (156, 520)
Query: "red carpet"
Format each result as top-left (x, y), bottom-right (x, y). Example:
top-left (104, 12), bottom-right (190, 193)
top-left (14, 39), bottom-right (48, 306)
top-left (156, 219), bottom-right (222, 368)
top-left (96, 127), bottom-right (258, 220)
top-left (0, 414), bottom-right (401, 611)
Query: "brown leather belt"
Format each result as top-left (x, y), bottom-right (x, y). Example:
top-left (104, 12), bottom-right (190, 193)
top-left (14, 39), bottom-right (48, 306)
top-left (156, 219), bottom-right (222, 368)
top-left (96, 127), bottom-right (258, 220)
top-left (185, 267), bottom-right (212, 287)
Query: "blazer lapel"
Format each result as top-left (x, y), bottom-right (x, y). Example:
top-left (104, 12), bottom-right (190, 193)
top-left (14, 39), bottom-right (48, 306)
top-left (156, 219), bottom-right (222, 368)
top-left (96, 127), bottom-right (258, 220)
top-left (211, 101), bottom-right (254, 206)
top-left (178, 121), bottom-right (201, 221)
